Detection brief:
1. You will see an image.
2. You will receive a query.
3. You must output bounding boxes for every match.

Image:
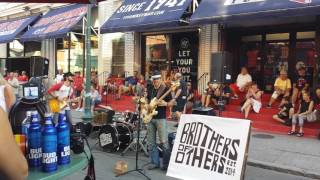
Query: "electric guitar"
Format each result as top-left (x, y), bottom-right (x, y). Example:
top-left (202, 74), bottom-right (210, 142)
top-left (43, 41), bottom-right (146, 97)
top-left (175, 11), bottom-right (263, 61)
top-left (142, 82), bottom-right (180, 124)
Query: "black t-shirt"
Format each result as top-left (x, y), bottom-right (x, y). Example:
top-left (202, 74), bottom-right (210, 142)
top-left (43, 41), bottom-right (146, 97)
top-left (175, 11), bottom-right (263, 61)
top-left (300, 101), bottom-right (312, 113)
top-left (294, 75), bottom-right (310, 90)
top-left (177, 80), bottom-right (188, 99)
top-left (147, 84), bottom-right (171, 119)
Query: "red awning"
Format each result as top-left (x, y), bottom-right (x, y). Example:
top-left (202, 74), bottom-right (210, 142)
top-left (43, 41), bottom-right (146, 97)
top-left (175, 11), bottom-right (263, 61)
top-left (0, 0), bottom-right (103, 3)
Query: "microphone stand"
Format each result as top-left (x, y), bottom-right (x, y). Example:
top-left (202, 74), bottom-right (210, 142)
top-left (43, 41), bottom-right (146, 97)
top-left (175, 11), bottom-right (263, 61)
top-left (116, 95), bottom-right (151, 180)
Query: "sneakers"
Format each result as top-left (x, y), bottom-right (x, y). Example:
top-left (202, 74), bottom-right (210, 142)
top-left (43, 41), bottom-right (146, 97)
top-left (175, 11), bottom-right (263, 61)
top-left (147, 164), bottom-right (159, 170)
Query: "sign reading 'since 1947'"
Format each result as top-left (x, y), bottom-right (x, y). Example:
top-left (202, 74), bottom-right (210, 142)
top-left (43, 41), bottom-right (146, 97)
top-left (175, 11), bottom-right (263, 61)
top-left (101, 0), bottom-right (192, 33)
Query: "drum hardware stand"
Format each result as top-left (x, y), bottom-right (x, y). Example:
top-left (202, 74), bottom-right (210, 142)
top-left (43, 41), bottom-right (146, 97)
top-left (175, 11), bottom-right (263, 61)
top-left (116, 96), bottom-right (151, 180)
top-left (121, 129), bottom-right (148, 157)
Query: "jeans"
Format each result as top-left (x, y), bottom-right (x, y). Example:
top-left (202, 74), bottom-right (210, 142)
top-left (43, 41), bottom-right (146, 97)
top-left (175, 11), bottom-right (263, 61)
top-left (147, 118), bottom-right (169, 167)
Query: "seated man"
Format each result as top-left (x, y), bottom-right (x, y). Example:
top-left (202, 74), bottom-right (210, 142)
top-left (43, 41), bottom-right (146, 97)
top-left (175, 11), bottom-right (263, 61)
top-left (104, 73), bottom-right (124, 100)
top-left (78, 83), bottom-right (102, 112)
top-left (230, 67), bottom-right (252, 99)
top-left (124, 71), bottom-right (139, 96)
top-left (267, 70), bottom-right (291, 108)
top-left (291, 66), bottom-right (310, 105)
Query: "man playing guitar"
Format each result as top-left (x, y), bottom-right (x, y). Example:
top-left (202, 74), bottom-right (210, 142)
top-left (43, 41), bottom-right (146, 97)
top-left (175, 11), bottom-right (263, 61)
top-left (48, 72), bottom-right (75, 124)
top-left (146, 71), bottom-right (173, 171)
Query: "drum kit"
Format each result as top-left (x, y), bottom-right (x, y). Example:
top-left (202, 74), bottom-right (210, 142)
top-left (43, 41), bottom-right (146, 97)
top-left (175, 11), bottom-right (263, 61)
top-left (98, 111), bottom-right (148, 156)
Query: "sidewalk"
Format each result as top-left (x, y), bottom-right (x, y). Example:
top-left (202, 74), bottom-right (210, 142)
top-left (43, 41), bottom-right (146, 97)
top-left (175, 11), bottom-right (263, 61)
top-left (69, 110), bottom-right (320, 179)
top-left (248, 130), bottom-right (320, 179)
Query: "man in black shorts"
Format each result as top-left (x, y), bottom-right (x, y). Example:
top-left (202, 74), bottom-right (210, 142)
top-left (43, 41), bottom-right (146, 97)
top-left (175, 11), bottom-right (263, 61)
top-left (273, 96), bottom-right (294, 126)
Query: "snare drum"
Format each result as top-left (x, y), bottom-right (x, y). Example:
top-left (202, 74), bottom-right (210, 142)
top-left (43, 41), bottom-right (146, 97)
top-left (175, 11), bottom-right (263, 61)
top-left (99, 123), bottom-right (133, 152)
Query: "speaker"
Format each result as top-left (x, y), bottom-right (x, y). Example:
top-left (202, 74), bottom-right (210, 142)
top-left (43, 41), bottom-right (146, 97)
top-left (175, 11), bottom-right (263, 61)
top-left (30, 56), bottom-right (49, 77)
top-left (192, 107), bottom-right (216, 116)
top-left (211, 52), bottom-right (233, 83)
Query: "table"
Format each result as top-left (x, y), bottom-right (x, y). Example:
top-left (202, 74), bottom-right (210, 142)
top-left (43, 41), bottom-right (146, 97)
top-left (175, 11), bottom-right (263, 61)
top-left (27, 152), bottom-right (88, 180)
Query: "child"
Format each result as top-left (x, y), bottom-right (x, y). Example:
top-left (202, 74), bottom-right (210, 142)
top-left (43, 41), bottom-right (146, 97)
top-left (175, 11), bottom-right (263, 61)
top-left (272, 96), bottom-right (294, 126)
top-left (288, 92), bottom-right (314, 137)
top-left (201, 82), bottom-right (213, 107)
top-left (240, 83), bottom-right (263, 119)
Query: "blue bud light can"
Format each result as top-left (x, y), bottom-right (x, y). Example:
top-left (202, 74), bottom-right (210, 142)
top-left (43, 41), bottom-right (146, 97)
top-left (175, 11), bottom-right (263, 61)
top-left (56, 111), bottom-right (71, 165)
top-left (42, 113), bottom-right (58, 172)
top-left (28, 111), bottom-right (42, 168)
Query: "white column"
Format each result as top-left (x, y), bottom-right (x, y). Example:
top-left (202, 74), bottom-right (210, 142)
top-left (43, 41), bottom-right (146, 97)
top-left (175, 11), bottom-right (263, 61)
top-left (198, 24), bottom-right (220, 90)
top-left (124, 32), bottom-right (135, 76)
top-left (41, 39), bottom-right (56, 86)
top-left (0, 43), bottom-right (7, 74)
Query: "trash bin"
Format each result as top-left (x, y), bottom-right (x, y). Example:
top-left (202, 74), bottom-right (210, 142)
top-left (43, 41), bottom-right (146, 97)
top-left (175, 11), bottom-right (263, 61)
top-left (9, 97), bottom-right (47, 134)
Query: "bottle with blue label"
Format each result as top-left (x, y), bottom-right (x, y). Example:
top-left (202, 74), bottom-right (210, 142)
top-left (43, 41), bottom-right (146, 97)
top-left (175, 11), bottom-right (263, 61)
top-left (22, 111), bottom-right (32, 139)
top-left (56, 111), bottom-right (71, 165)
top-left (42, 113), bottom-right (58, 172)
top-left (28, 111), bottom-right (42, 168)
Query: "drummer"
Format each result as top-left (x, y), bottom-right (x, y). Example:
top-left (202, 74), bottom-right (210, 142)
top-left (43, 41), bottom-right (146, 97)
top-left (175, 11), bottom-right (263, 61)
top-left (47, 72), bottom-right (75, 124)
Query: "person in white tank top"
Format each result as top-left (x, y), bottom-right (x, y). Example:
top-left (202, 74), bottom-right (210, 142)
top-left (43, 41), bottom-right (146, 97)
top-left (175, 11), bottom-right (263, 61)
top-left (0, 74), bottom-right (16, 113)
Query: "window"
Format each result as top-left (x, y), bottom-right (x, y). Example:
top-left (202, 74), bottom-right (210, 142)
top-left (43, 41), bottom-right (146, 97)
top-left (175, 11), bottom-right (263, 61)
top-left (56, 32), bottom-right (98, 73)
top-left (241, 35), bottom-right (262, 42)
top-left (24, 41), bottom-right (41, 57)
top-left (145, 35), bottom-right (170, 79)
top-left (297, 31), bottom-right (316, 40)
top-left (9, 40), bottom-right (24, 57)
top-left (266, 33), bottom-right (289, 41)
top-left (110, 33), bottom-right (125, 75)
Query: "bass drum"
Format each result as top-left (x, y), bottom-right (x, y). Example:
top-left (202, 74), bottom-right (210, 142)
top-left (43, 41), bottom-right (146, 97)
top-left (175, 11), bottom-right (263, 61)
top-left (99, 123), bottom-right (133, 152)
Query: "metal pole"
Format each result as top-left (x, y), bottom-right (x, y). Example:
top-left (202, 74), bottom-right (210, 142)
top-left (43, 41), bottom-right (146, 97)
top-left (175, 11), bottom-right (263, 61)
top-left (82, 3), bottom-right (93, 122)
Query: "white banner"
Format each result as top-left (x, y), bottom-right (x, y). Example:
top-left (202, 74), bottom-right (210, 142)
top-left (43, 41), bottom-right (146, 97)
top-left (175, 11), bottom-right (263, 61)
top-left (167, 114), bottom-right (251, 180)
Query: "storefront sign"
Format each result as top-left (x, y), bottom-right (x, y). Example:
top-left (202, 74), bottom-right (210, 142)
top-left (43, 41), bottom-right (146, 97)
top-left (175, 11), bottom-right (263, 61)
top-left (101, 0), bottom-right (192, 33)
top-left (224, 0), bottom-right (265, 5)
top-left (172, 32), bottom-right (198, 87)
top-left (0, 15), bottom-right (38, 43)
top-left (167, 114), bottom-right (251, 180)
top-left (21, 4), bottom-right (88, 41)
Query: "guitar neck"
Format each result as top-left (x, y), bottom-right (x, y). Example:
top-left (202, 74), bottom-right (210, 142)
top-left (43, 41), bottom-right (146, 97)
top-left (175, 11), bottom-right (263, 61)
top-left (158, 88), bottom-right (172, 102)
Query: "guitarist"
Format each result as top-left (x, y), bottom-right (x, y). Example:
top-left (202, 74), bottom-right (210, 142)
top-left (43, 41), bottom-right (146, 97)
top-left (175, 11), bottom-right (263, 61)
top-left (146, 71), bottom-right (173, 171)
top-left (48, 72), bottom-right (75, 124)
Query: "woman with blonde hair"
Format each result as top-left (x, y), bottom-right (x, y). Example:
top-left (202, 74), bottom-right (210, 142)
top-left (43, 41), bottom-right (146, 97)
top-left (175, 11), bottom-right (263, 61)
top-left (0, 74), bottom-right (15, 112)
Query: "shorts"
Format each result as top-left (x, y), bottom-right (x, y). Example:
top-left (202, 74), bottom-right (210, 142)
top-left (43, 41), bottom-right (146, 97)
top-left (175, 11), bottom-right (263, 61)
top-left (75, 90), bottom-right (82, 97)
top-left (277, 113), bottom-right (289, 119)
top-left (251, 99), bottom-right (262, 113)
top-left (271, 91), bottom-right (283, 99)
top-left (172, 97), bottom-right (187, 112)
top-left (92, 99), bottom-right (102, 106)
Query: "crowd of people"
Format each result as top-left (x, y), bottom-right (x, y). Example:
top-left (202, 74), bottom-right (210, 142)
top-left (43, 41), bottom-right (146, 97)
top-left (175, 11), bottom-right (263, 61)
top-left (197, 64), bottom-right (320, 137)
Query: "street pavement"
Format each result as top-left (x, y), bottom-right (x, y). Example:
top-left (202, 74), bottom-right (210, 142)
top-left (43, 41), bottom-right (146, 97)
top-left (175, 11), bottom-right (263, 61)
top-left (65, 110), bottom-right (320, 180)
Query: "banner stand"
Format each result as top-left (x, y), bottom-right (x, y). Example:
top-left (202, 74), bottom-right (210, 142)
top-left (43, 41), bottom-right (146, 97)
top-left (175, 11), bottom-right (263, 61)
top-left (240, 124), bottom-right (252, 180)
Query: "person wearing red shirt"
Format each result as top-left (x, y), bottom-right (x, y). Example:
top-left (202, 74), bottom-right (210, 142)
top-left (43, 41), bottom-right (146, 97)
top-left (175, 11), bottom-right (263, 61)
top-left (18, 71), bottom-right (28, 82)
top-left (48, 72), bottom-right (75, 124)
top-left (73, 71), bottom-right (84, 98)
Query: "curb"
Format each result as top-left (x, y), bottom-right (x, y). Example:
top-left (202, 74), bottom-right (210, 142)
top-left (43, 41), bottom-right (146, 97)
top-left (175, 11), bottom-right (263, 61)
top-left (247, 159), bottom-right (320, 179)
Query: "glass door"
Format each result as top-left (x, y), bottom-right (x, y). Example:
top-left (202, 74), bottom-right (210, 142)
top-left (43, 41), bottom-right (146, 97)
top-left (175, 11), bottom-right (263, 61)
top-left (240, 35), bottom-right (263, 87)
top-left (143, 34), bottom-right (171, 80)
